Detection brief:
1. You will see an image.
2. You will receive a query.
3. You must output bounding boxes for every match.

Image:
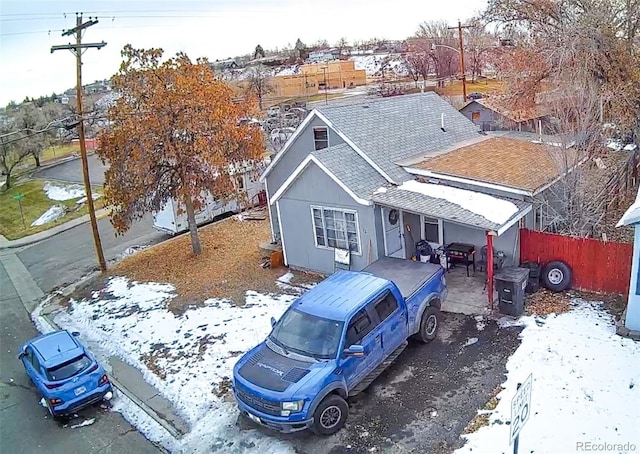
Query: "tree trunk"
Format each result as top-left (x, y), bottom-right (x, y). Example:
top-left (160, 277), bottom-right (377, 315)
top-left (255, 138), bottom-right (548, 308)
top-left (33, 153), bottom-right (41, 167)
top-left (184, 196), bottom-right (202, 255)
top-left (4, 170), bottom-right (11, 189)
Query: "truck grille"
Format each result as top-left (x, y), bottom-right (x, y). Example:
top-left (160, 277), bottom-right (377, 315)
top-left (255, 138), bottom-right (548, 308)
top-left (235, 384), bottom-right (280, 416)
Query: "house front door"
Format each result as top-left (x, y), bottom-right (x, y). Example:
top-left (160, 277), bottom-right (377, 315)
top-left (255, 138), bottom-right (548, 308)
top-left (383, 208), bottom-right (404, 258)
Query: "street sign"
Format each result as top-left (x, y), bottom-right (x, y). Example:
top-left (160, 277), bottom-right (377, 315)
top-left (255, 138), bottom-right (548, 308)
top-left (510, 373), bottom-right (533, 449)
top-left (12, 193), bottom-right (24, 200)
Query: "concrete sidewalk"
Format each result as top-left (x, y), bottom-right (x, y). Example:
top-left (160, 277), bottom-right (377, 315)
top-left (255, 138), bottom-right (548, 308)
top-left (1, 245), bottom-right (190, 442)
top-left (0, 208), bottom-right (110, 250)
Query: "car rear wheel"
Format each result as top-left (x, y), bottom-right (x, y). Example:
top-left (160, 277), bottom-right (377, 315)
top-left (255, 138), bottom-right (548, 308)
top-left (311, 394), bottom-right (348, 435)
top-left (416, 307), bottom-right (440, 343)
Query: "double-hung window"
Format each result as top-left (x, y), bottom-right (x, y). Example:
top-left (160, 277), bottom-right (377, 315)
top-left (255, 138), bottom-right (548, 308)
top-left (312, 206), bottom-right (360, 253)
top-left (313, 127), bottom-right (328, 150)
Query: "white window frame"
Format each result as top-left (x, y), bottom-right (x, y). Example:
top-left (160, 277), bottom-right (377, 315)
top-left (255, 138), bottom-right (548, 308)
top-left (421, 215), bottom-right (443, 247)
top-left (313, 127), bottom-right (329, 151)
top-left (310, 205), bottom-right (362, 255)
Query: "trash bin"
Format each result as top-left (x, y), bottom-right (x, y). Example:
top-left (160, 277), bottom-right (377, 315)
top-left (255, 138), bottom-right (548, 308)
top-left (520, 261), bottom-right (541, 294)
top-left (494, 267), bottom-right (530, 316)
top-left (415, 240), bottom-right (433, 263)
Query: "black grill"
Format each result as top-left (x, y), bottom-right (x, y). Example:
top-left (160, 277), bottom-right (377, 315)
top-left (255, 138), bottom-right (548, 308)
top-left (235, 384), bottom-right (280, 416)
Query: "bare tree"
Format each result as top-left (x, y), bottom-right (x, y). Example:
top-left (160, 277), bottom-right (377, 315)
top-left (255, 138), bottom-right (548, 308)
top-left (485, 0), bottom-right (640, 237)
top-left (416, 20), bottom-right (459, 85)
top-left (245, 66), bottom-right (274, 111)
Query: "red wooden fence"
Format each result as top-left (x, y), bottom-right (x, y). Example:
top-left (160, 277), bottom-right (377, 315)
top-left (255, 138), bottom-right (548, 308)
top-left (519, 229), bottom-right (633, 294)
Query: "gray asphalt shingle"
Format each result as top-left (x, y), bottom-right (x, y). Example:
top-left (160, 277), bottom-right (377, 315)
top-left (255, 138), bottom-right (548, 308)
top-left (372, 185), bottom-right (531, 230)
top-left (311, 143), bottom-right (388, 201)
top-left (316, 92), bottom-right (482, 183)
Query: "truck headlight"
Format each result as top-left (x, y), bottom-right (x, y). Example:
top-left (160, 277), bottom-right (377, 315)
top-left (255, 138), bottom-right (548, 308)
top-left (281, 400), bottom-right (304, 412)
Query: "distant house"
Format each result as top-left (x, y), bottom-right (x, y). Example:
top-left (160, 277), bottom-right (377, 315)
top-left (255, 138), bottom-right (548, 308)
top-left (460, 98), bottom-right (552, 133)
top-left (260, 92), bottom-right (578, 275)
top-left (616, 189), bottom-right (640, 333)
top-left (212, 59), bottom-right (239, 70)
top-left (307, 48), bottom-right (340, 64)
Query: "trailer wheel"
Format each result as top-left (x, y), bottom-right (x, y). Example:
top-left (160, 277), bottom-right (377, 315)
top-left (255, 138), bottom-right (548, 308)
top-left (416, 307), bottom-right (440, 343)
top-left (541, 260), bottom-right (572, 292)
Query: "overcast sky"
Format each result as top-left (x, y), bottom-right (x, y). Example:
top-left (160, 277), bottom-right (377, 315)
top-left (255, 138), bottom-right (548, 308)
top-left (0, 0), bottom-right (486, 106)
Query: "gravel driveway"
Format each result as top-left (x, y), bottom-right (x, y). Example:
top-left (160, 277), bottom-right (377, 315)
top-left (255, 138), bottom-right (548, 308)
top-left (239, 312), bottom-right (522, 453)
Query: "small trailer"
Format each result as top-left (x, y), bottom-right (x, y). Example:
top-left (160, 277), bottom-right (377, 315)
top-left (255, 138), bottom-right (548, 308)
top-left (152, 161), bottom-right (267, 235)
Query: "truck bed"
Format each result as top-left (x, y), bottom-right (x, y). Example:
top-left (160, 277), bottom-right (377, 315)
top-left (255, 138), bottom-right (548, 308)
top-left (363, 257), bottom-right (441, 299)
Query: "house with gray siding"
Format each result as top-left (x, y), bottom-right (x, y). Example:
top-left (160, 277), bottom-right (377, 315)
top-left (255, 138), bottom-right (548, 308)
top-left (460, 98), bottom-right (551, 133)
top-left (260, 92), bottom-right (576, 276)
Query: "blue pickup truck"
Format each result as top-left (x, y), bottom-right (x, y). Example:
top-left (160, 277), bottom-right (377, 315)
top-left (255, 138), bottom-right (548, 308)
top-left (232, 257), bottom-right (448, 435)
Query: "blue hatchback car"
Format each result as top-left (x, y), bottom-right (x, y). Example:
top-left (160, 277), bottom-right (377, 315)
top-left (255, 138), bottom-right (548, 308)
top-left (18, 330), bottom-right (113, 417)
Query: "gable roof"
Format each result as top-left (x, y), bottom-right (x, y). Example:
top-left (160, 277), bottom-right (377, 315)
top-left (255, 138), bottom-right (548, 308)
top-left (311, 143), bottom-right (388, 201)
top-left (269, 144), bottom-right (377, 206)
top-left (408, 137), bottom-right (577, 194)
top-left (314, 92), bottom-right (482, 183)
top-left (462, 98), bottom-right (548, 123)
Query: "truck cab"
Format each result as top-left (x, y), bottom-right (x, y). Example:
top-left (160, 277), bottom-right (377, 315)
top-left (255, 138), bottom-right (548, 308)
top-left (232, 258), bottom-right (447, 435)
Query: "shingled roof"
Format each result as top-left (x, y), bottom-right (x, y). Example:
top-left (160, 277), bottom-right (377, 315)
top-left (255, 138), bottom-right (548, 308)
top-left (314, 92), bottom-right (482, 184)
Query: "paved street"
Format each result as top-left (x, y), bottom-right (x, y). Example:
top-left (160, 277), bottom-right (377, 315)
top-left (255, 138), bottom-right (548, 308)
top-left (0, 255), bottom-right (161, 453)
top-left (1, 154), bottom-right (169, 453)
top-left (34, 153), bottom-right (107, 185)
top-left (16, 213), bottom-right (169, 293)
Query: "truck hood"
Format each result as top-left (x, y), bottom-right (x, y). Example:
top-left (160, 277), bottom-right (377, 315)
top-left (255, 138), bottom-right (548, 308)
top-left (236, 343), bottom-right (324, 393)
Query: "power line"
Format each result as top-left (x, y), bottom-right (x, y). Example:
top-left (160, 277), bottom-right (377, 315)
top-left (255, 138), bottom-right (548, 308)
top-left (51, 13), bottom-right (107, 272)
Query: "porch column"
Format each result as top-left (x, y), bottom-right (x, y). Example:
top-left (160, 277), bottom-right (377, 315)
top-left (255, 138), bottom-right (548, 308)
top-left (486, 231), bottom-right (494, 309)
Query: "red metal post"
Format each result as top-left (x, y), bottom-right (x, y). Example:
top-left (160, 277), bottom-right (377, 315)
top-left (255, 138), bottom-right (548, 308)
top-left (487, 232), bottom-right (494, 309)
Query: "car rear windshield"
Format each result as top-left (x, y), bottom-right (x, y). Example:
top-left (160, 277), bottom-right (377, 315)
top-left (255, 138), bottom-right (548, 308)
top-left (45, 355), bottom-right (92, 381)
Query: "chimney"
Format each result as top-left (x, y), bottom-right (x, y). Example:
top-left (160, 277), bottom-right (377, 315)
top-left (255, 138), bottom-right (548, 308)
top-left (441, 113), bottom-right (446, 132)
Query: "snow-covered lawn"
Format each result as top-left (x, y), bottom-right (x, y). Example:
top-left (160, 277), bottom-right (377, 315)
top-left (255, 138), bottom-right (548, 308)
top-left (50, 277), bottom-right (297, 453)
top-left (31, 205), bottom-right (66, 226)
top-left (457, 301), bottom-right (640, 454)
top-left (38, 275), bottom-right (639, 453)
top-left (43, 181), bottom-right (87, 201)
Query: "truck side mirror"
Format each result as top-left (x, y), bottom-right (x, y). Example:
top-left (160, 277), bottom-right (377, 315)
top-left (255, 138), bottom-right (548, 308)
top-left (344, 345), bottom-right (365, 357)
top-left (270, 317), bottom-right (277, 328)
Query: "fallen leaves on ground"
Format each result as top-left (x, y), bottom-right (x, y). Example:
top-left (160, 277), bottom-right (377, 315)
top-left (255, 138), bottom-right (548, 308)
top-left (111, 217), bottom-right (283, 311)
top-left (525, 289), bottom-right (571, 316)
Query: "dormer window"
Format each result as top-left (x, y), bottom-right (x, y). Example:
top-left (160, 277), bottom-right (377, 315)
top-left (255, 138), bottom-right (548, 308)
top-left (313, 127), bottom-right (328, 150)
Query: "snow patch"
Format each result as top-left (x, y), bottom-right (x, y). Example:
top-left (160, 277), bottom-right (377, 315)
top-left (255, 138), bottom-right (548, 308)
top-left (373, 186), bottom-right (387, 195)
top-left (53, 277), bottom-right (298, 451)
top-left (456, 302), bottom-right (640, 453)
top-left (70, 418), bottom-right (96, 429)
top-left (43, 181), bottom-right (86, 200)
top-left (31, 205), bottom-right (66, 226)
top-left (398, 180), bottom-right (519, 225)
top-left (463, 337), bottom-right (478, 347)
top-left (75, 193), bottom-right (101, 204)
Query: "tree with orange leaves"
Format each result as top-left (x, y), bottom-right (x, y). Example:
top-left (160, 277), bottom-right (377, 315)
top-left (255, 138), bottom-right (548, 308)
top-left (98, 45), bottom-right (264, 254)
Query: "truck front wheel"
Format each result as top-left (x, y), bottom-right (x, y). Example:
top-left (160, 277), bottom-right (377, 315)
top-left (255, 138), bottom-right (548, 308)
top-left (311, 394), bottom-right (348, 435)
top-left (416, 307), bottom-right (440, 343)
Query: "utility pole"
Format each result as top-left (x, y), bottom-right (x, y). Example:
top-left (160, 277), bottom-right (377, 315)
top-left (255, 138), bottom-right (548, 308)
top-left (448, 20), bottom-right (472, 100)
top-left (51, 13), bottom-right (108, 272)
top-left (321, 66), bottom-right (328, 105)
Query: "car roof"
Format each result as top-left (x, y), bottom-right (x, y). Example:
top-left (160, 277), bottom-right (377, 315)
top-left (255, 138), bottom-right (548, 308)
top-left (30, 330), bottom-right (85, 369)
top-left (290, 271), bottom-right (389, 321)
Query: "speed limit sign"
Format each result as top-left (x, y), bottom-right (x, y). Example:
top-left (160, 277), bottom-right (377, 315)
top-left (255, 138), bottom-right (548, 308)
top-left (510, 374), bottom-right (533, 447)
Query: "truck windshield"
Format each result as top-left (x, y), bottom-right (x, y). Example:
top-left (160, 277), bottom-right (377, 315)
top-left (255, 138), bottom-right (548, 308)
top-left (269, 309), bottom-right (343, 360)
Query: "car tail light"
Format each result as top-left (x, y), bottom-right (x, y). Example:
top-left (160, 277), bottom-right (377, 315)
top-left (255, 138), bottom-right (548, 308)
top-left (45, 382), bottom-right (63, 389)
top-left (49, 398), bottom-right (63, 405)
top-left (87, 363), bottom-right (99, 374)
top-left (99, 374), bottom-right (109, 386)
